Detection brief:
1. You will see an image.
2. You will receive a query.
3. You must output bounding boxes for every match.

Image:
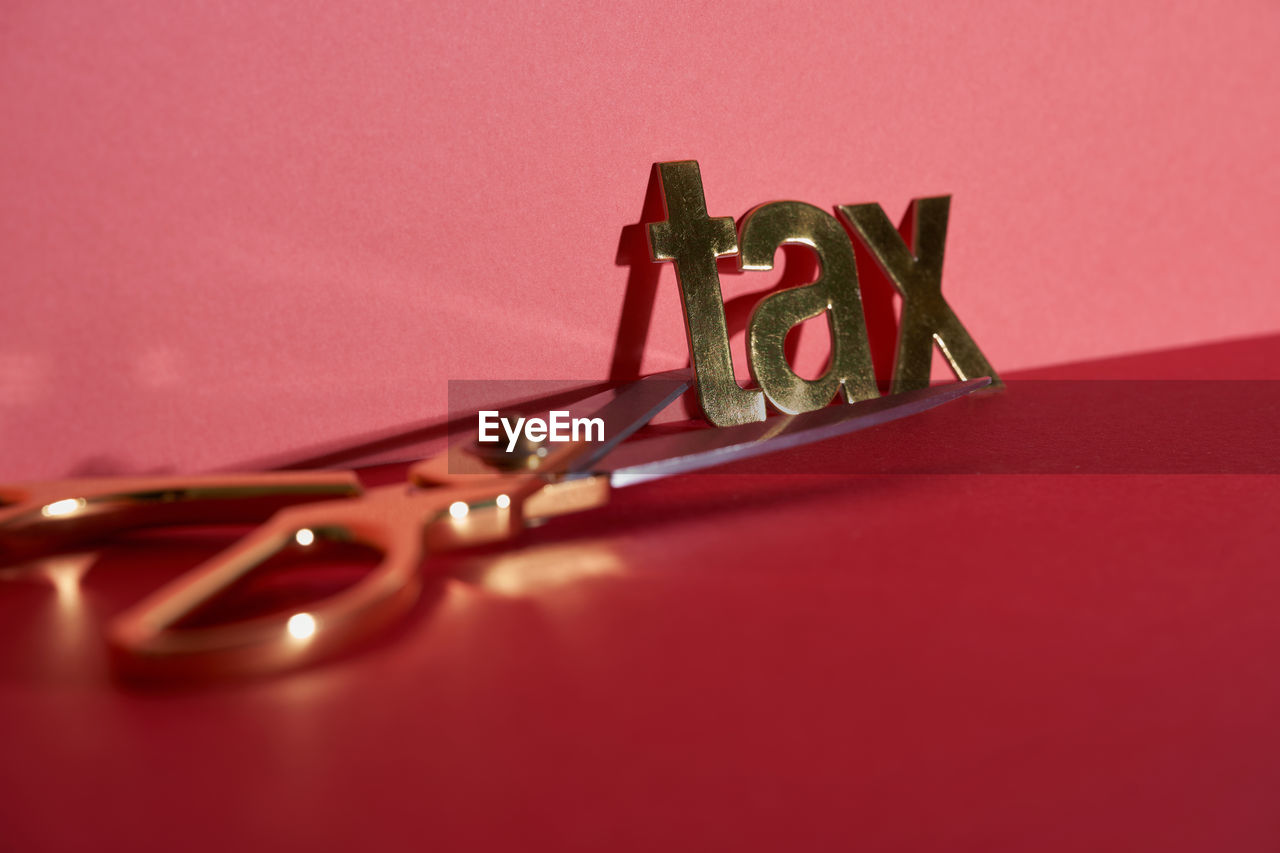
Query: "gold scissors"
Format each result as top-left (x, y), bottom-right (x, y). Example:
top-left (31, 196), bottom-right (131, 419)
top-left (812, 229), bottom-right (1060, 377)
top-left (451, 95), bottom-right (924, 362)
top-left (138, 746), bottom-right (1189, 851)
top-left (0, 371), bottom-right (988, 680)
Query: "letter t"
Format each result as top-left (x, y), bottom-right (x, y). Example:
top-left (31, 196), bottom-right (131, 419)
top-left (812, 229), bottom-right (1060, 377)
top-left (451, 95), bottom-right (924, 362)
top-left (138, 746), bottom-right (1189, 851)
top-left (647, 161), bottom-right (765, 426)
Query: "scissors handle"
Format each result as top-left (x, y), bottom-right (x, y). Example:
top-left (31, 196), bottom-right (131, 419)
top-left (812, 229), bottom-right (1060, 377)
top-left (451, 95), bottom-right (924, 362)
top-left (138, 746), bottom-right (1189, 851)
top-left (0, 472), bottom-right (363, 564)
top-left (107, 478), bottom-right (532, 680)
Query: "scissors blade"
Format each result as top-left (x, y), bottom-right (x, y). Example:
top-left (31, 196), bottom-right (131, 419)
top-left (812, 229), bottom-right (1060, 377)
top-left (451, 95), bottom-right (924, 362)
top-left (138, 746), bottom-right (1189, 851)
top-left (550, 369), bottom-right (693, 476)
top-left (600, 378), bottom-right (991, 488)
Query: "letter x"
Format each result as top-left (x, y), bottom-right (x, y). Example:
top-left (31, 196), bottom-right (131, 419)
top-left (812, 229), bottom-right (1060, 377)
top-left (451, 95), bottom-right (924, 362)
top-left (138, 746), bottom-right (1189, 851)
top-left (837, 198), bottom-right (1002, 393)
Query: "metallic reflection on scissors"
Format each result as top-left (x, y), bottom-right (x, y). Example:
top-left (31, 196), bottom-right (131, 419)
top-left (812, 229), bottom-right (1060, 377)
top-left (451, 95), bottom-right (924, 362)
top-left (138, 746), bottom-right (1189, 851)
top-left (0, 371), bottom-right (988, 680)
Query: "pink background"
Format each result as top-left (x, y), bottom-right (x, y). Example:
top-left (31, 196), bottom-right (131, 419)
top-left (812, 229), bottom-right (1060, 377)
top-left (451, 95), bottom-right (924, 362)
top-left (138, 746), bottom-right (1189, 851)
top-left (2, 0), bottom-right (1278, 479)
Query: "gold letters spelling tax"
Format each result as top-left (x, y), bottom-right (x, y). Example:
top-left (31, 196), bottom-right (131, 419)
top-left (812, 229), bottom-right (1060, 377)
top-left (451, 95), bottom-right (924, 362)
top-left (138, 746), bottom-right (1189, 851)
top-left (646, 160), bottom-right (1001, 427)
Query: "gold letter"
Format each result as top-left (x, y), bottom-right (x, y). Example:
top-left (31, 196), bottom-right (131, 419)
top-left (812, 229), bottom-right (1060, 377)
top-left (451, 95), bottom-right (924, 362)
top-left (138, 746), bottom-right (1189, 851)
top-left (738, 202), bottom-right (878, 413)
top-left (836, 197), bottom-right (1001, 393)
top-left (647, 162), bottom-right (765, 426)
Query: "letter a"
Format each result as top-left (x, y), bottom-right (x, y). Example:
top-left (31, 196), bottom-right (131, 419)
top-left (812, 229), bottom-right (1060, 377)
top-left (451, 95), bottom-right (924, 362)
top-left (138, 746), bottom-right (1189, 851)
top-left (738, 201), bottom-right (878, 413)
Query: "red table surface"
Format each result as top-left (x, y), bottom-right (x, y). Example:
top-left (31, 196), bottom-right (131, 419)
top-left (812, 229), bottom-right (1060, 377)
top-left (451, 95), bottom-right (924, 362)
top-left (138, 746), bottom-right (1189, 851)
top-left (2, 336), bottom-right (1278, 852)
